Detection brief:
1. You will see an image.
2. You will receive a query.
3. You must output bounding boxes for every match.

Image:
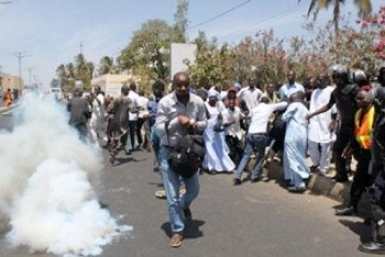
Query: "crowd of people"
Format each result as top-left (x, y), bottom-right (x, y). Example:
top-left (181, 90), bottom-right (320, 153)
top-left (64, 66), bottom-right (385, 253)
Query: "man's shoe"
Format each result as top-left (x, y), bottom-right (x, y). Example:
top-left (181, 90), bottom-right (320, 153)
top-left (335, 206), bottom-right (356, 216)
top-left (250, 177), bottom-right (260, 183)
top-left (288, 186), bottom-right (306, 193)
top-left (359, 241), bottom-right (385, 254)
top-left (183, 207), bottom-right (192, 220)
top-left (233, 178), bottom-right (241, 186)
top-left (169, 233), bottom-right (184, 248)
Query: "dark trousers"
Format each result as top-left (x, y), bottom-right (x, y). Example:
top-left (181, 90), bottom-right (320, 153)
top-left (334, 127), bottom-right (354, 181)
top-left (370, 169), bottom-right (385, 243)
top-left (128, 120), bottom-right (137, 151)
top-left (225, 135), bottom-right (243, 165)
top-left (73, 123), bottom-right (88, 142)
top-left (137, 118), bottom-right (145, 146)
top-left (270, 113), bottom-right (286, 153)
top-left (350, 149), bottom-right (372, 209)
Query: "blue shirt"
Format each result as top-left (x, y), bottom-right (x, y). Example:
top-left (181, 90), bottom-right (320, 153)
top-left (148, 97), bottom-right (160, 127)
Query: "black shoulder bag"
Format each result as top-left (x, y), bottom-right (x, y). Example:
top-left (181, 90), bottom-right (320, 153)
top-left (166, 122), bottom-right (206, 178)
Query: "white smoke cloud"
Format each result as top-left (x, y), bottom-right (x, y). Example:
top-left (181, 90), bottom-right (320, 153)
top-left (0, 93), bottom-right (132, 256)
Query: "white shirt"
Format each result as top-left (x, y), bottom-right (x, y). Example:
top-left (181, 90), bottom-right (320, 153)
top-left (137, 95), bottom-right (149, 118)
top-left (128, 90), bottom-right (139, 121)
top-left (238, 87), bottom-right (263, 112)
top-left (308, 86), bottom-right (336, 143)
top-left (279, 82), bottom-right (305, 101)
top-left (248, 102), bottom-right (288, 134)
top-left (222, 106), bottom-right (244, 140)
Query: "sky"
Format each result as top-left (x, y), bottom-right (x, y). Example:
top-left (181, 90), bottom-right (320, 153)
top-left (0, 0), bottom-right (383, 87)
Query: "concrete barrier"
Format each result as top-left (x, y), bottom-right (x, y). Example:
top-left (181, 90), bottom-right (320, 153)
top-left (262, 161), bottom-right (351, 203)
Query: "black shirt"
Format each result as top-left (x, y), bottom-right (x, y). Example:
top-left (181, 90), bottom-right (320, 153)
top-left (327, 84), bottom-right (358, 129)
top-left (67, 97), bottom-right (90, 126)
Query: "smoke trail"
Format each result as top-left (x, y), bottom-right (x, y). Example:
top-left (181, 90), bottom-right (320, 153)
top-left (0, 93), bottom-right (132, 256)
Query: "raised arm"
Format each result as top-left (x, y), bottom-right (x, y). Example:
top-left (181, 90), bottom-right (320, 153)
top-left (307, 92), bottom-right (335, 120)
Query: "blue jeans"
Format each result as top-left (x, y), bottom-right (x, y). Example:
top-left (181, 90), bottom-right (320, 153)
top-left (159, 146), bottom-right (200, 233)
top-left (151, 127), bottom-right (161, 164)
top-left (235, 133), bottom-right (269, 180)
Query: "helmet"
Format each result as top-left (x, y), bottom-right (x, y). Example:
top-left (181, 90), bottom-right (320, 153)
top-left (352, 69), bottom-right (367, 84)
top-left (330, 64), bottom-right (348, 76)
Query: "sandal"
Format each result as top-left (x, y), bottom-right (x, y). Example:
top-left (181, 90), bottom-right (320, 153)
top-left (169, 233), bottom-right (184, 248)
top-left (155, 190), bottom-right (166, 199)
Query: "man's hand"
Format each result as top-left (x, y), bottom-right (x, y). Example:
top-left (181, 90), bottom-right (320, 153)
top-left (329, 120), bottom-right (337, 132)
top-left (178, 115), bottom-right (191, 127)
top-left (342, 146), bottom-right (353, 159)
top-left (305, 114), bottom-right (313, 121)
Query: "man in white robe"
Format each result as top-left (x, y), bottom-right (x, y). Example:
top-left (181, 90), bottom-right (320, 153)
top-left (308, 74), bottom-right (336, 176)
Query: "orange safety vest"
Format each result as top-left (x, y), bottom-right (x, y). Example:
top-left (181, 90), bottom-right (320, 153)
top-left (354, 106), bottom-right (375, 150)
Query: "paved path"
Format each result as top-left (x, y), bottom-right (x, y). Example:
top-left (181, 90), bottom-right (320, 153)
top-left (0, 141), bottom-right (374, 257)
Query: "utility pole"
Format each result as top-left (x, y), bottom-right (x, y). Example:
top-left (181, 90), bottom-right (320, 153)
top-left (80, 42), bottom-right (83, 55)
top-left (14, 51), bottom-right (30, 90)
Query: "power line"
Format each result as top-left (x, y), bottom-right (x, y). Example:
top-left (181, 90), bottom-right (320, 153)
top-left (189, 0), bottom-right (252, 30)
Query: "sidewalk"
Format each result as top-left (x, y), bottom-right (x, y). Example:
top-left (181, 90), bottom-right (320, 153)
top-left (0, 104), bottom-right (17, 116)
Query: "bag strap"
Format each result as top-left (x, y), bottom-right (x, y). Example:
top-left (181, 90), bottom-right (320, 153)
top-left (165, 120), bottom-right (170, 146)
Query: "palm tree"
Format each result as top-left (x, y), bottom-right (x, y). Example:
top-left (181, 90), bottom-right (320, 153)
top-left (303, 0), bottom-right (372, 34)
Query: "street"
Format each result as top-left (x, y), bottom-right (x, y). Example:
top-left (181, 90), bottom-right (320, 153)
top-left (0, 113), bottom-right (13, 131)
top-left (0, 120), bottom-right (374, 257)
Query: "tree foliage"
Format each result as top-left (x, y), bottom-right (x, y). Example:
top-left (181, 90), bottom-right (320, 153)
top-left (303, 0), bottom-right (373, 34)
top-left (118, 19), bottom-right (181, 90)
top-left (55, 54), bottom-right (94, 92)
top-left (187, 5), bottom-right (385, 88)
top-left (98, 56), bottom-right (119, 75)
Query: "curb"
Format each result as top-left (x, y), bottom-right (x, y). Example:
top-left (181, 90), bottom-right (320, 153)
top-left (264, 161), bottom-right (350, 203)
top-left (0, 104), bottom-right (16, 116)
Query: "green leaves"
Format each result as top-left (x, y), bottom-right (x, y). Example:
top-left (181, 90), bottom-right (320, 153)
top-left (55, 54), bottom-right (94, 92)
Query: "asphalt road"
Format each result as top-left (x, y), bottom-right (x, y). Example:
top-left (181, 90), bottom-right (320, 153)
top-left (0, 115), bottom-right (375, 257)
top-left (0, 113), bottom-right (13, 131)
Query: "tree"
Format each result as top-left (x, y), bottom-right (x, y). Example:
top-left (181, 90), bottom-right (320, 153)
top-left (98, 56), bottom-right (114, 75)
top-left (174, 0), bottom-right (189, 42)
top-left (304, 0), bottom-right (372, 34)
top-left (118, 19), bottom-right (178, 82)
top-left (55, 54), bottom-right (95, 92)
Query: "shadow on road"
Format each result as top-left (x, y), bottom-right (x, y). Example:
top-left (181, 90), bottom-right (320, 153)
top-left (161, 220), bottom-right (205, 239)
top-left (109, 157), bottom-right (136, 167)
top-left (339, 219), bottom-right (371, 243)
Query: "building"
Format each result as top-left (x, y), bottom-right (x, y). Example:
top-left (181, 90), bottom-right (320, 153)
top-left (91, 73), bottom-right (139, 98)
top-left (0, 73), bottom-right (24, 94)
